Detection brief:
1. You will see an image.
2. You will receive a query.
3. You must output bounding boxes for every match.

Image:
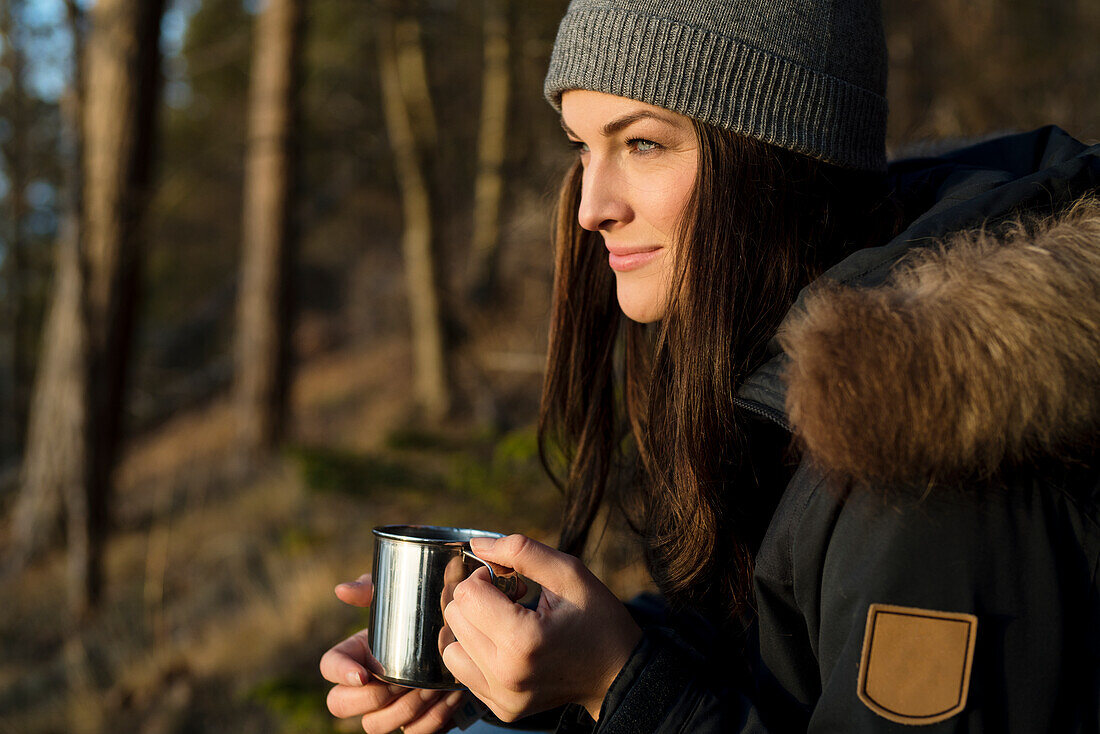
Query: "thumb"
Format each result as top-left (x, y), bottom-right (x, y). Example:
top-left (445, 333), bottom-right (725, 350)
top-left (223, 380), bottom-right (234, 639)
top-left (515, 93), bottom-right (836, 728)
top-left (334, 573), bottom-right (373, 607)
top-left (469, 534), bottom-right (586, 596)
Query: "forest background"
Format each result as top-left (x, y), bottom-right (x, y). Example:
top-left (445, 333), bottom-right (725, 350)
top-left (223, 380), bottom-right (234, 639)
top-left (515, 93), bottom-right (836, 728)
top-left (0, 0), bottom-right (1096, 732)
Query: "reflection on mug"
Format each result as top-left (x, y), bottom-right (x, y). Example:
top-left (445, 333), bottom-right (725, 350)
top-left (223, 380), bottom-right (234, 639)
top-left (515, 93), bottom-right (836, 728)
top-left (438, 554), bottom-right (467, 655)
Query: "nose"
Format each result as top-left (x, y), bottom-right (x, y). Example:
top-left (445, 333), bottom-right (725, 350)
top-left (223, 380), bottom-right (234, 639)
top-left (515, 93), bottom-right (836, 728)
top-left (577, 158), bottom-right (632, 232)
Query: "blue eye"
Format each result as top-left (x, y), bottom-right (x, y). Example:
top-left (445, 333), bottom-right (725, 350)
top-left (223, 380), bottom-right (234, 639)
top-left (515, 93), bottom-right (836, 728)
top-left (567, 139), bottom-right (588, 154)
top-left (629, 138), bottom-right (660, 153)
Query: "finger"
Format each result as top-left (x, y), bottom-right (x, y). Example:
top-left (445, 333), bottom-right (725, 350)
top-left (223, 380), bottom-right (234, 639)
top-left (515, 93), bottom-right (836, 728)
top-left (335, 574), bottom-right (374, 607)
top-left (404, 689), bottom-right (466, 734)
top-left (453, 567), bottom-right (532, 637)
top-left (469, 534), bottom-right (586, 595)
top-left (442, 641), bottom-right (491, 700)
top-left (326, 682), bottom-right (403, 719)
top-left (359, 688), bottom-right (444, 734)
top-left (437, 618), bottom-right (456, 654)
top-left (443, 591), bottom-right (499, 666)
top-left (320, 629), bottom-right (383, 684)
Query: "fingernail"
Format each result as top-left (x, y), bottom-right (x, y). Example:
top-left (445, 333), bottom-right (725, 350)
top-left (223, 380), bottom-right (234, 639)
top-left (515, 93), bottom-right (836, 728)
top-left (387, 684), bottom-right (404, 695)
top-left (419, 687), bottom-right (440, 702)
top-left (446, 690), bottom-right (463, 706)
top-left (346, 670), bottom-right (365, 686)
top-left (470, 536), bottom-right (496, 551)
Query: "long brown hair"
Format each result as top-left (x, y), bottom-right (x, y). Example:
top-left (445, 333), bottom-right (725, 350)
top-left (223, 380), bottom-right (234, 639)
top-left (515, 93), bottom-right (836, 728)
top-left (538, 121), bottom-right (900, 618)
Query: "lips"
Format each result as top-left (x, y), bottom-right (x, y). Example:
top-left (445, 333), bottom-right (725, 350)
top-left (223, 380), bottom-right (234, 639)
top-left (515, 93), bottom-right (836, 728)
top-left (606, 244), bottom-right (662, 272)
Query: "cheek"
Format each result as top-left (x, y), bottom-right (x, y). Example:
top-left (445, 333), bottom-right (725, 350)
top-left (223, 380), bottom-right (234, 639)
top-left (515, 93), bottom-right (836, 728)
top-left (648, 171), bottom-right (696, 236)
top-left (639, 192), bottom-right (681, 236)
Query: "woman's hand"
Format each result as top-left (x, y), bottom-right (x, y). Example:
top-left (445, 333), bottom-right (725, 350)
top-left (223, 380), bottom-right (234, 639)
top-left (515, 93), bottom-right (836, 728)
top-left (320, 574), bottom-right (466, 733)
top-left (442, 535), bottom-right (642, 722)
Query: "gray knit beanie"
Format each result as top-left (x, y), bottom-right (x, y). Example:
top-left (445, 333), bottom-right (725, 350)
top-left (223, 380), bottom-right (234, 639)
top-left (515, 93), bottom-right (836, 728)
top-left (544, 0), bottom-right (888, 171)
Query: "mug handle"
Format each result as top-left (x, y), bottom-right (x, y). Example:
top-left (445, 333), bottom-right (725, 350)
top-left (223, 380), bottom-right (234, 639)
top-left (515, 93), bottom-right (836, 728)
top-left (463, 548), bottom-right (521, 599)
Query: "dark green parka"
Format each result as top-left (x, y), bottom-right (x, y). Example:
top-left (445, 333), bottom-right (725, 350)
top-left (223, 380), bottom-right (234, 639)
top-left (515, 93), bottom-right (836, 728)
top-left (557, 126), bottom-right (1100, 733)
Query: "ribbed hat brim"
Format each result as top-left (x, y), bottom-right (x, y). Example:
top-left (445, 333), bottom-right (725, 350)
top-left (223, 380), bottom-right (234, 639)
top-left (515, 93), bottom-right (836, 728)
top-left (545, 7), bottom-right (887, 171)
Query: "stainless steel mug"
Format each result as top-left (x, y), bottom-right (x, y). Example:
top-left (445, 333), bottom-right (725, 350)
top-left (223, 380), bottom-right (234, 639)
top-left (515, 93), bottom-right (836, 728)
top-left (369, 525), bottom-right (520, 689)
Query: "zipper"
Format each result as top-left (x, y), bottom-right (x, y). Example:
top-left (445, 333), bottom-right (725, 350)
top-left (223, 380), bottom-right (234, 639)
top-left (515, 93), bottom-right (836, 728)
top-left (732, 396), bottom-right (793, 433)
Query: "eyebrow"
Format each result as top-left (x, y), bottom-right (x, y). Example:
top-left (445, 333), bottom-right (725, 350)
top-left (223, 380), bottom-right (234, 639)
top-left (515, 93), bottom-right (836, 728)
top-left (559, 110), bottom-right (683, 139)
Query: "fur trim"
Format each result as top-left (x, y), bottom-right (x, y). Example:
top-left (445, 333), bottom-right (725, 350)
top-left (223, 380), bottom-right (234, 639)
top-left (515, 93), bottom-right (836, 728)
top-left (780, 195), bottom-right (1100, 485)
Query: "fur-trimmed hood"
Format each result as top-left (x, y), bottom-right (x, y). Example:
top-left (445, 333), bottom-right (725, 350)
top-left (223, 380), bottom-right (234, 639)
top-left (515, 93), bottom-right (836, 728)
top-left (736, 126), bottom-right (1100, 485)
top-left (780, 197), bottom-right (1100, 485)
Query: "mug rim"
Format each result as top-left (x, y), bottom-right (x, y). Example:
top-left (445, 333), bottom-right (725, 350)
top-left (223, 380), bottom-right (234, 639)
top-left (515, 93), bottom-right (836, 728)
top-left (372, 524), bottom-right (505, 546)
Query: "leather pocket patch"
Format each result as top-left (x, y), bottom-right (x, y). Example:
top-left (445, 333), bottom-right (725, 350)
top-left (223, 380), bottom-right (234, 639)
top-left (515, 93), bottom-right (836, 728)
top-left (857, 603), bottom-right (978, 725)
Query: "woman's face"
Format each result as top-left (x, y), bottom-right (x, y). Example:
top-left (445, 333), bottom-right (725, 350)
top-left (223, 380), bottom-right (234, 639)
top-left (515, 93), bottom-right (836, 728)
top-left (560, 90), bottom-right (699, 323)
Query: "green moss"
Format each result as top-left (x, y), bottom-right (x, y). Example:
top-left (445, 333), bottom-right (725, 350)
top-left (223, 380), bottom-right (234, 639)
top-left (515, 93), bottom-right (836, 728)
top-left (286, 445), bottom-right (444, 496)
top-left (446, 426), bottom-right (546, 512)
top-left (247, 673), bottom-right (336, 734)
top-left (384, 424), bottom-right (497, 452)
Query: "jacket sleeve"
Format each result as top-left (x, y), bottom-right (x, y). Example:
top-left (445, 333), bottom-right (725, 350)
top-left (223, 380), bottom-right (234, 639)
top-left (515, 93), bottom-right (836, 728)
top-left (555, 623), bottom-right (773, 734)
top-left (760, 464), bottom-right (1099, 733)
top-left (549, 564), bottom-right (801, 733)
top-left (563, 461), bottom-right (1099, 733)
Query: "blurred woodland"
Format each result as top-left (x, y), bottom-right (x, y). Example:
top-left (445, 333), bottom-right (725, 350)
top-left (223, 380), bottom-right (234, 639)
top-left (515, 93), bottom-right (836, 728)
top-left (0, 0), bottom-right (1097, 732)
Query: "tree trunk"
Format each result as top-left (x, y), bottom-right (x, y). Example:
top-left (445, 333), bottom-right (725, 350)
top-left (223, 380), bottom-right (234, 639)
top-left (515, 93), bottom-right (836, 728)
top-left (467, 0), bottom-right (511, 302)
top-left (376, 12), bottom-right (451, 421)
top-left (8, 2), bottom-right (90, 610)
top-left (234, 0), bottom-right (303, 466)
top-left (9, 220), bottom-right (90, 584)
top-left (9, 0), bottom-right (166, 618)
top-left (80, 0), bottom-right (166, 616)
top-left (0, 0), bottom-right (31, 455)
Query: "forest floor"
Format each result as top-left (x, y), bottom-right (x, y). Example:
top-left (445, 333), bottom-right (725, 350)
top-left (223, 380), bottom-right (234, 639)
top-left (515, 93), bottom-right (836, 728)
top-left (0, 337), bottom-right (651, 734)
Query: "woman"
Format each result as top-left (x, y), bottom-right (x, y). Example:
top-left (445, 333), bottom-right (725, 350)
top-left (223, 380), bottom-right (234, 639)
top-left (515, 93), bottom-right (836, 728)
top-left (321, 0), bottom-right (1100, 731)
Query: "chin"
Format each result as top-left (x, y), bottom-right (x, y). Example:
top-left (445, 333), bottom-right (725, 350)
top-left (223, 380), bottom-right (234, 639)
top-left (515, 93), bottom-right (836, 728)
top-left (615, 281), bottom-right (665, 323)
